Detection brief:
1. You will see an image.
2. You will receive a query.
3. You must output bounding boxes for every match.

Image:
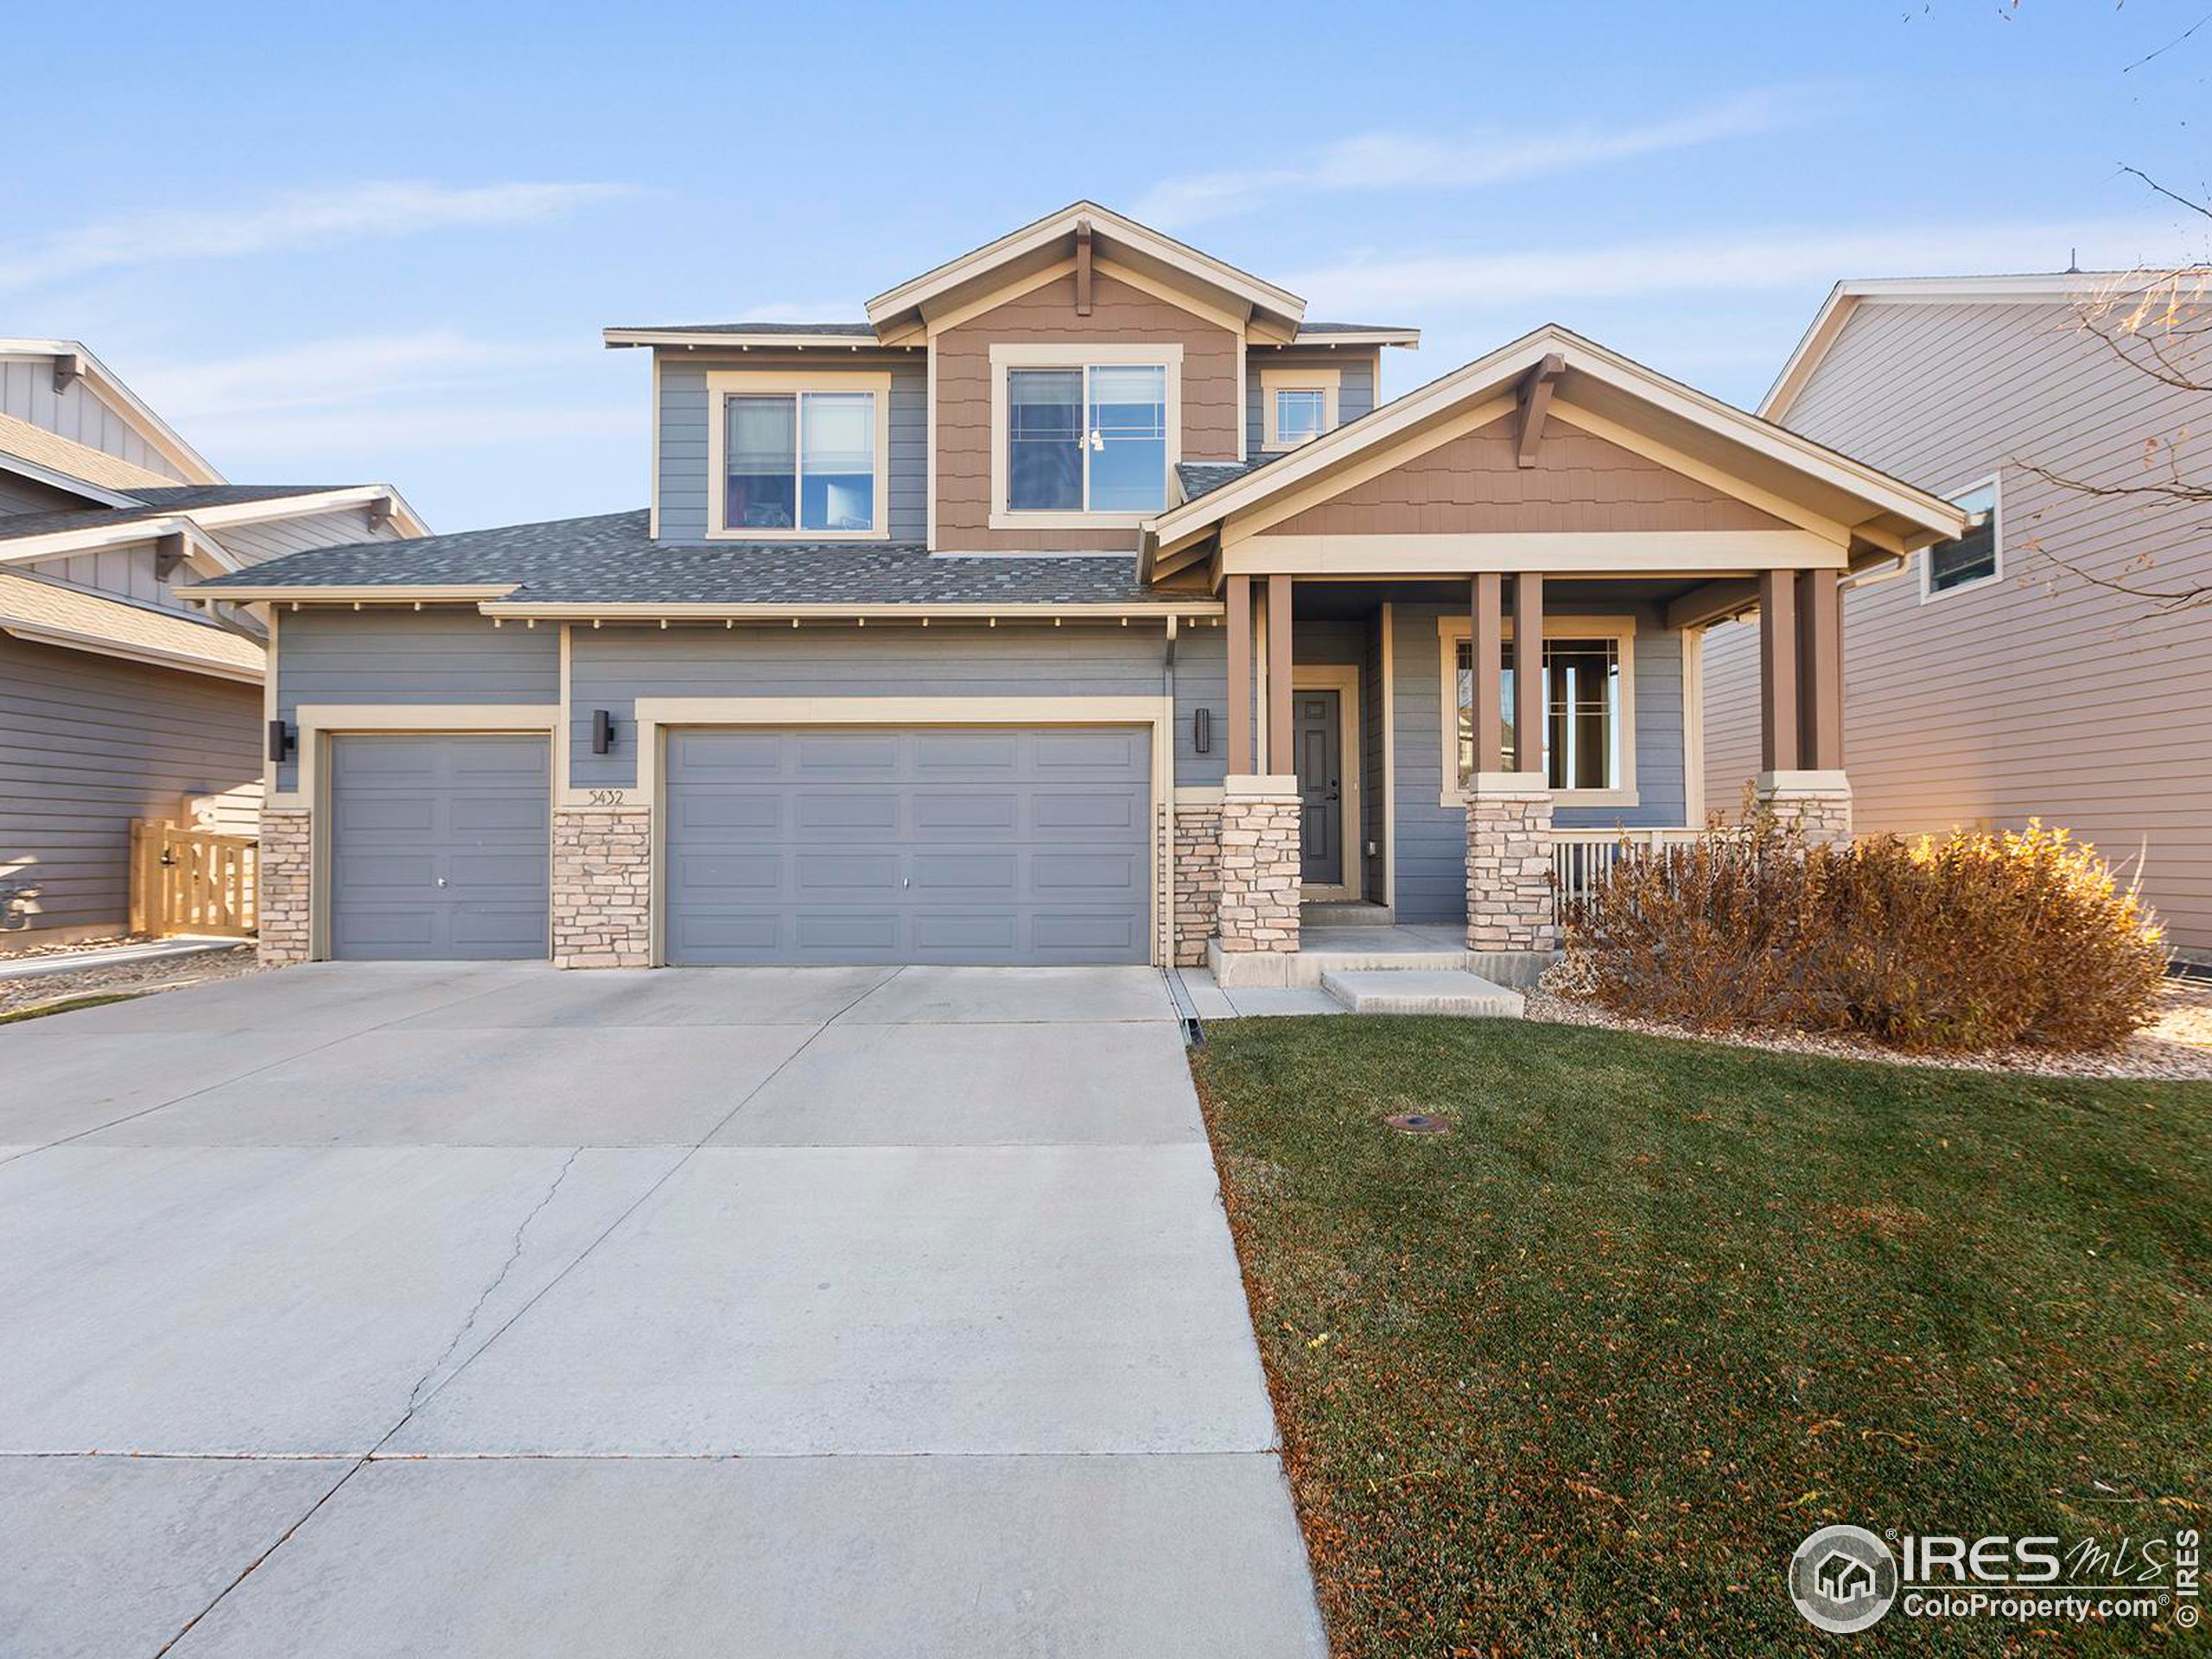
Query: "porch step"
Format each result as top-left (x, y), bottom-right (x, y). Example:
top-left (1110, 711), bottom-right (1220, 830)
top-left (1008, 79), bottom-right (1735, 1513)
top-left (1301, 901), bottom-right (1395, 928)
top-left (1319, 968), bottom-right (1525, 1019)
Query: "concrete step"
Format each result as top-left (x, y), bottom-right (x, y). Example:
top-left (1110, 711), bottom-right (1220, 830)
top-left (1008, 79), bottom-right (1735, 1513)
top-left (1319, 968), bottom-right (1526, 1019)
top-left (1301, 901), bottom-right (1395, 929)
top-left (1301, 948), bottom-right (1471, 976)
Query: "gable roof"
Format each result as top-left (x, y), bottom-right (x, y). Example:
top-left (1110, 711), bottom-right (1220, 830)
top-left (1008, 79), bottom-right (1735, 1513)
top-left (0, 339), bottom-right (225, 485)
top-left (0, 484), bottom-right (430, 572)
top-left (1144, 323), bottom-right (1969, 574)
top-left (863, 201), bottom-right (1307, 340)
top-left (1759, 271), bottom-right (2162, 422)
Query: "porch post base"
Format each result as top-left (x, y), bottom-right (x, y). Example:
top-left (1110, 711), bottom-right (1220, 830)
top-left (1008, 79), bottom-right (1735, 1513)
top-left (1215, 773), bottom-right (1302, 958)
top-left (257, 805), bottom-right (314, 966)
top-left (1752, 769), bottom-right (1853, 845)
top-left (1464, 772), bottom-right (1555, 954)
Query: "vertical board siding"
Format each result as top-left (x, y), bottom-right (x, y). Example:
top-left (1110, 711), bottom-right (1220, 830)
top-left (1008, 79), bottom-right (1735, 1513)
top-left (275, 608), bottom-right (561, 792)
top-left (1244, 348), bottom-right (1377, 458)
top-left (933, 271), bottom-right (1242, 551)
top-left (656, 352), bottom-right (927, 544)
top-left (569, 623), bottom-right (1173, 791)
top-left (22, 506), bottom-right (398, 615)
top-left (0, 361), bottom-right (187, 480)
top-left (0, 632), bottom-right (261, 937)
top-left (1707, 297), bottom-right (2212, 950)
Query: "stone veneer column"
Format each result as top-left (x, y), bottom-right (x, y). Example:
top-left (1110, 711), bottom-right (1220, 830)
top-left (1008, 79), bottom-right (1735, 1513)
top-left (256, 805), bottom-right (314, 966)
top-left (1172, 800), bottom-right (1223, 967)
top-left (1214, 775), bottom-right (1301, 957)
top-left (550, 807), bottom-right (652, 968)
top-left (1464, 772), bottom-right (1555, 955)
top-left (1752, 770), bottom-right (1853, 845)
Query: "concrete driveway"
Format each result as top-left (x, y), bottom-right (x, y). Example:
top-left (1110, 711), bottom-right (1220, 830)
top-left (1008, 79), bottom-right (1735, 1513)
top-left (0, 963), bottom-right (1324, 1657)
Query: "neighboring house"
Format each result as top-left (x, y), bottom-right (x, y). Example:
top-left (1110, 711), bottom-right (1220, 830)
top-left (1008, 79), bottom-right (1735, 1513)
top-left (0, 339), bottom-right (427, 949)
top-left (1702, 276), bottom-right (2212, 960)
top-left (180, 203), bottom-right (1960, 976)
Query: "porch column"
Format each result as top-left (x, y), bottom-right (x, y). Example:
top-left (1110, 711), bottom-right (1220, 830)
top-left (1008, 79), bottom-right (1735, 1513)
top-left (1464, 569), bottom-right (1554, 982)
top-left (1211, 573), bottom-right (1302, 978)
top-left (1753, 566), bottom-right (1853, 842)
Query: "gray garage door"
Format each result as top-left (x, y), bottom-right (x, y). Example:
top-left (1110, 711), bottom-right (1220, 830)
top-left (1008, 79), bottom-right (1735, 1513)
top-left (327, 734), bottom-right (550, 960)
top-left (664, 726), bottom-right (1152, 965)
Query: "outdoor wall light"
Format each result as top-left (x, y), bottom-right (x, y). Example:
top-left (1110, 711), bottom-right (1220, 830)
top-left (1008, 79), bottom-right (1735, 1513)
top-left (1192, 707), bottom-right (1211, 754)
top-left (592, 709), bottom-right (616, 754)
top-left (266, 720), bottom-right (295, 762)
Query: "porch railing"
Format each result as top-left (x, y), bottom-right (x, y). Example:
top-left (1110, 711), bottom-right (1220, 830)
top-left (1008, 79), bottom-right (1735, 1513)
top-left (129, 819), bottom-right (258, 940)
top-left (1551, 827), bottom-right (1710, 912)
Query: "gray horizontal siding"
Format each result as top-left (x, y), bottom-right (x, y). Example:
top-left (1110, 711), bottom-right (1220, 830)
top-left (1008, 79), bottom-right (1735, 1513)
top-left (569, 623), bottom-right (1173, 790)
top-left (1391, 601), bottom-right (1688, 925)
top-left (656, 353), bottom-right (927, 543)
top-left (275, 608), bottom-right (560, 791)
top-left (1175, 624), bottom-right (1226, 788)
top-left (0, 632), bottom-right (261, 939)
top-left (0, 359), bottom-right (187, 480)
top-left (1245, 349), bottom-right (1378, 460)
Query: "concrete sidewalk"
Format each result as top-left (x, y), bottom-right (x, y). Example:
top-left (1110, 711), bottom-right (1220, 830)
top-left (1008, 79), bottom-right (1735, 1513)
top-left (0, 963), bottom-right (1325, 1657)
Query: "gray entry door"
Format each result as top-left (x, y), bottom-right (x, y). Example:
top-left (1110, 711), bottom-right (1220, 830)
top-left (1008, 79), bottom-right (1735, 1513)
top-left (327, 734), bottom-right (550, 960)
top-left (664, 726), bottom-right (1151, 965)
top-left (1294, 690), bottom-right (1342, 886)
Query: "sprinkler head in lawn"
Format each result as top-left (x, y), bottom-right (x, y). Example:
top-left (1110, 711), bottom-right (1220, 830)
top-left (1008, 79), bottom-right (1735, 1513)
top-left (1384, 1113), bottom-right (1449, 1135)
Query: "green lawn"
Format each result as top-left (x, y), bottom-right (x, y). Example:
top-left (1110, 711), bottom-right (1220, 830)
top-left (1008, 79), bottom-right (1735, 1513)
top-left (1191, 1016), bottom-right (2211, 1657)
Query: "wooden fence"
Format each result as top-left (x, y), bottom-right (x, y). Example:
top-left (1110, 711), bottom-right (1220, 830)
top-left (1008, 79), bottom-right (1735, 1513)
top-left (130, 820), bottom-right (258, 939)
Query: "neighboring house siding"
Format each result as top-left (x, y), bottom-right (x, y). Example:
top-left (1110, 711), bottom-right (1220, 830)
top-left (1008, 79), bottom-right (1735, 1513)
top-left (568, 623), bottom-right (1175, 791)
top-left (1261, 415), bottom-right (1791, 538)
top-left (0, 473), bottom-right (86, 515)
top-left (275, 608), bottom-right (560, 792)
top-left (1394, 602), bottom-right (1688, 924)
top-left (933, 270), bottom-right (1242, 551)
top-left (0, 359), bottom-right (187, 480)
top-left (218, 506), bottom-right (400, 566)
top-left (0, 632), bottom-right (260, 938)
top-left (22, 508), bottom-right (399, 618)
top-left (656, 353), bottom-right (928, 543)
top-left (1705, 297), bottom-right (2212, 953)
top-left (1245, 349), bottom-right (1378, 458)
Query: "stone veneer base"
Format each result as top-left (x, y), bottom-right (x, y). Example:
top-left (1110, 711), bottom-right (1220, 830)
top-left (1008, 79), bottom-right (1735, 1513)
top-left (256, 806), bottom-right (314, 966)
top-left (550, 807), bottom-right (652, 968)
top-left (1465, 777), bottom-right (1557, 955)
top-left (1214, 785), bottom-right (1301, 958)
top-left (1172, 802), bottom-right (1222, 968)
top-left (1752, 770), bottom-right (1853, 844)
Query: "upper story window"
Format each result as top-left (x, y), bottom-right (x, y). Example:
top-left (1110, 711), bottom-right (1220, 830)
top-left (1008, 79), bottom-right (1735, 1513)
top-left (706, 372), bottom-right (891, 541)
top-left (1439, 615), bottom-right (1638, 805)
top-left (1260, 365), bottom-right (1341, 452)
top-left (1923, 477), bottom-right (1999, 599)
top-left (989, 344), bottom-right (1182, 528)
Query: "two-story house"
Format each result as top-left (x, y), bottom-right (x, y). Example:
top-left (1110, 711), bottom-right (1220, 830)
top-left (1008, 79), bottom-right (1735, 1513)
top-left (1703, 274), bottom-right (2212, 962)
top-left (0, 338), bottom-right (426, 949)
top-left (181, 203), bottom-right (1961, 984)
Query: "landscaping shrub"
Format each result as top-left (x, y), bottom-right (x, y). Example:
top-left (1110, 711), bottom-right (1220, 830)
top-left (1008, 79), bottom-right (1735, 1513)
top-left (1560, 818), bottom-right (2169, 1051)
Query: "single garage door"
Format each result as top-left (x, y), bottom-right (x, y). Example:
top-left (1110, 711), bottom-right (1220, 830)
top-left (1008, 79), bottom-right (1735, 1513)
top-left (327, 734), bottom-right (550, 960)
top-left (664, 726), bottom-right (1152, 965)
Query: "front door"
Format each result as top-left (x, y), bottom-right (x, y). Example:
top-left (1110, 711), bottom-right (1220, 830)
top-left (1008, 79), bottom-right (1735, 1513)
top-left (1294, 690), bottom-right (1342, 887)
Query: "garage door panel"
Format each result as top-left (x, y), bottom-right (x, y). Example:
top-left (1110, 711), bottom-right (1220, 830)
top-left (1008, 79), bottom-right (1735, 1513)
top-left (329, 735), bottom-right (549, 962)
top-left (666, 725), bottom-right (1149, 966)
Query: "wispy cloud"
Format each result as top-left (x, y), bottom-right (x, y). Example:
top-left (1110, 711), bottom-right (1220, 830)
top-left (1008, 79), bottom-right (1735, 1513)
top-left (1135, 90), bottom-right (1804, 226)
top-left (0, 181), bottom-right (637, 292)
top-left (1287, 216), bottom-right (2207, 316)
top-left (132, 331), bottom-right (578, 419)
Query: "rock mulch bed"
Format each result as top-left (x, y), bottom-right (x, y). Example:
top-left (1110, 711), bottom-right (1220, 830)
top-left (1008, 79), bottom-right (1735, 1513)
top-left (1526, 973), bottom-right (2212, 1083)
top-left (0, 944), bottom-right (263, 1018)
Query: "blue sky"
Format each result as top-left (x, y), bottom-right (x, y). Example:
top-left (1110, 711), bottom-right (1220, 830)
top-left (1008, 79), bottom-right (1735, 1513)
top-left (10, 0), bottom-right (2209, 531)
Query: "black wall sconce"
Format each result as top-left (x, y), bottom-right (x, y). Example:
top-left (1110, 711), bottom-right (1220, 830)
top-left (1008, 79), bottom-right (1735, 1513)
top-left (592, 709), bottom-right (616, 754)
top-left (266, 719), bottom-right (295, 762)
top-left (1192, 707), bottom-right (1211, 754)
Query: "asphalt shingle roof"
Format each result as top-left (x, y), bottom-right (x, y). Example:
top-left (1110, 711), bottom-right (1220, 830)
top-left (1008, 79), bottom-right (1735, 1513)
top-left (189, 511), bottom-right (1164, 607)
top-left (615, 321), bottom-right (880, 336)
top-left (1176, 461), bottom-right (1263, 501)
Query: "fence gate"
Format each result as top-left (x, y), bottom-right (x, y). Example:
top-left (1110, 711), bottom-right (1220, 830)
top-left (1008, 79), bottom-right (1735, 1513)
top-left (130, 820), bottom-right (258, 939)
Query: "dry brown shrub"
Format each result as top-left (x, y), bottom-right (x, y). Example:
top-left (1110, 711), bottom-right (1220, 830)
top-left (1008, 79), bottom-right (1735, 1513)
top-left (1562, 819), bottom-right (2168, 1052)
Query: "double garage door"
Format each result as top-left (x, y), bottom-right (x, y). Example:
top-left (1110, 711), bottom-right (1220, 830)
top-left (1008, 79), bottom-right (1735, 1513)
top-left (326, 727), bottom-right (1152, 966)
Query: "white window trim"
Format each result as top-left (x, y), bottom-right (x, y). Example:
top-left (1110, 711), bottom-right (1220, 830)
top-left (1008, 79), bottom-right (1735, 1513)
top-left (1920, 473), bottom-right (2002, 603)
top-left (1260, 365), bottom-right (1341, 453)
top-left (1435, 613), bottom-right (1640, 807)
top-left (705, 370), bottom-right (893, 543)
top-left (988, 342), bottom-right (1182, 530)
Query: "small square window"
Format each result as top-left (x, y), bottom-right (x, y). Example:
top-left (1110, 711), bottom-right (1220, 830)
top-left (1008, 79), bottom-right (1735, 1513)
top-left (1926, 480), bottom-right (1999, 596)
top-left (1274, 388), bottom-right (1328, 447)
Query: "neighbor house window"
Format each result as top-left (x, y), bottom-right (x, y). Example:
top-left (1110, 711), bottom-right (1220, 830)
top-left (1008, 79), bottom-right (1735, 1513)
top-left (1440, 617), bottom-right (1638, 804)
top-left (988, 345), bottom-right (1182, 525)
top-left (706, 372), bottom-right (892, 540)
top-left (1924, 478), bottom-right (1999, 597)
top-left (1260, 365), bottom-right (1342, 452)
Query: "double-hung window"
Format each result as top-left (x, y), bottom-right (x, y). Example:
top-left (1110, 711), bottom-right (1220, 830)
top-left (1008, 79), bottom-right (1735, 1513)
top-left (707, 372), bottom-right (891, 540)
top-left (1923, 477), bottom-right (1999, 598)
top-left (1440, 617), bottom-right (1637, 804)
top-left (992, 346), bottom-right (1179, 524)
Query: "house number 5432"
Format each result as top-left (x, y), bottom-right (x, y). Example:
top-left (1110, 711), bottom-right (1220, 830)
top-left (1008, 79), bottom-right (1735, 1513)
top-left (587, 789), bottom-right (627, 807)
